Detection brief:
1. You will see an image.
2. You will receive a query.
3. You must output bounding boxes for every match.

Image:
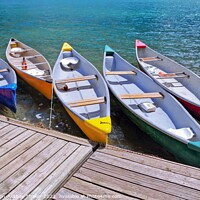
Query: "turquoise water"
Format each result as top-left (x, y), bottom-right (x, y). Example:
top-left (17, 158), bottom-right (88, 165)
top-left (0, 0), bottom-right (199, 160)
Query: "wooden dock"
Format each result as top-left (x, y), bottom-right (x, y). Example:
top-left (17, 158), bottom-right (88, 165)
top-left (0, 115), bottom-right (200, 199)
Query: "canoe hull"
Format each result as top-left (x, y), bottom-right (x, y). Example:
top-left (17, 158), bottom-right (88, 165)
top-left (53, 43), bottom-right (111, 143)
top-left (117, 98), bottom-right (200, 168)
top-left (13, 66), bottom-right (52, 99)
top-left (178, 97), bottom-right (200, 120)
top-left (6, 38), bottom-right (52, 100)
top-left (0, 84), bottom-right (17, 113)
top-left (63, 105), bottom-right (111, 143)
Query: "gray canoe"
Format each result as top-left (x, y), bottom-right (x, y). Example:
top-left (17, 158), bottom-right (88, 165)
top-left (103, 45), bottom-right (200, 167)
top-left (135, 39), bottom-right (200, 119)
top-left (53, 42), bottom-right (111, 143)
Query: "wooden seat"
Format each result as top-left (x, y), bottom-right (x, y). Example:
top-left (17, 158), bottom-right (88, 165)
top-left (157, 74), bottom-right (189, 79)
top-left (68, 97), bottom-right (105, 107)
top-left (106, 71), bottom-right (136, 75)
top-left (56, 75), bottom-right (97, 84)
top-left (24, 55), bottom-right (42, 59)
top-left (15, 62), bottom-right (47, 68)
top-left (120, 92), bottom-right (163, 99)
top-left (139, 57), bottom-right (162, 62)
top-left (0, 69), bottom-right (9, 73)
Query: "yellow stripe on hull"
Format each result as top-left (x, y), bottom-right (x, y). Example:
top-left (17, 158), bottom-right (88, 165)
top-left (65, 108), bottom-right (111, 143)
top-left (14, 67), bottom-right (52, 99)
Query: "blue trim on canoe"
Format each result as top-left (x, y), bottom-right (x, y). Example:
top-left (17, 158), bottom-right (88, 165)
top-left (104, 45), bottom-right (115, 54)
top-left (0, 83), bottom-right (17, 113)
top-left (188, 141), bottom-right (200, 152)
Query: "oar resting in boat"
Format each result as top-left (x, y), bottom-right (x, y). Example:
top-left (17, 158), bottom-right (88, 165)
top-left (103, 45), bottom-right (200, 168)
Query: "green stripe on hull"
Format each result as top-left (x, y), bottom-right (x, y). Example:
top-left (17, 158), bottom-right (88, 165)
top-left (117, 100), bottom-right (200, 168)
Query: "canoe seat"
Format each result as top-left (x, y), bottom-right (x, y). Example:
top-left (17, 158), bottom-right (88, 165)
top-left (26, 68), bottom-right (45, 76)
top-left (55, 75), bottom-right (97, 84)
top-left (156, 74), bottom-right (189, 79)
top-left (119, 92), bottom-right (163, 99)
top-left (138, 102), bottom-right (156, 112)
top-left (106, 71), bottom-right (136, 75)
top-left (163, 82), bottom-right (183, 87)
top-left (139, 57), bottom-right (162, 62)
top-left (168, 128), bottom-right (195, 140)
top-left (0, 69), bottom-right (9, 73)
top-left (60, 57), bottom-right (79, 70)
top-left (68, 97), bottom-right (105, 107)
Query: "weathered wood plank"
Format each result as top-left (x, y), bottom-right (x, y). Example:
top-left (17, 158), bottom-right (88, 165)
top-left (0, 139), bottom-right (67, 198)
top-left (56, 75), bottom-right (97, 84)
top-left (0, 121), bottom-right (8, 129)
top-left (64, 177), bottom-right (135, 200)
top-left (119, 92), bottom-right (163, 99)
top-left (54, 188), bottom-right (93, 200)
top-left (0, 132), bottom-right (44, 170)
top-left (73, 167), bottom-right (180, 200)
top-left (0, 124), bottom-right (17, 138)
top-left (98, 146), bottom-right (200, 180)
top-left (0, 127), bottom-right (27, 147)
top-left (6, 142), bottom-right (80, 199)
top-left (68, 97), bottom-right (105, 108)
top-left (0, 130), bottom-right (34, 157)
top-left (28, 145), bottom-right (92, 199)
top-left (0, 135), bottom-right (55, 182)
top-left (0, 115), bottom-right (95, 147)
top-left (106, 71), bottom-right (136, 75)
top-left (84, 159), bottom-right (200, 199)
top-left (90, 152), bottom-right (200, 190)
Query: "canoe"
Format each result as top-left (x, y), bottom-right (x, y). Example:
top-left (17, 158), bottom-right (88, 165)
top-left (53, 42), bottom-right (111, 143)
top-left (103, 45), bottom-right (200, 167)
top-left (0, 58), bottom-right (17, 112)
top-left (6, 38), bottom-right (52, 99)
top-left (135, 39), bottom-right (200, 120)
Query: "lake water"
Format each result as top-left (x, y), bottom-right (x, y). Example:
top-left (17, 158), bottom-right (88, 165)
top-left (0, 0), bottom-right (199, 161)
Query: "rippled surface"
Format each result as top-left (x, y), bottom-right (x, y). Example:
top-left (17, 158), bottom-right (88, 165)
top-left (0, 0), bottom-right (199, 160)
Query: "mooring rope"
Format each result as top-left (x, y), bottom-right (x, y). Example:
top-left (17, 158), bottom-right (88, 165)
top-left (48, 84), bottom-right (54, 129)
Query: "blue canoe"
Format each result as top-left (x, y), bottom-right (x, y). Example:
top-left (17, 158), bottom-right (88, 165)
top-left (0, 59), bottom-right (17, 112)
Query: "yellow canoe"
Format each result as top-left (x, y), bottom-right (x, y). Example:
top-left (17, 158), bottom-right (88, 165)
top-left (53, 43), bottom-right (112, 143)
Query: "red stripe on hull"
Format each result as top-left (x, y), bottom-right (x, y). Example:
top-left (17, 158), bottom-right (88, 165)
top-left (178, 97), bottom-right (200, 120)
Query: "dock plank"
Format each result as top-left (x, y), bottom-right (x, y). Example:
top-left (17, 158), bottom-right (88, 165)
top-left (98, 146), bottom-right (200, 180)
top-left (0, 130), bottom-right (34, 157)
top-left (29, 145), bottom-right (92, 199)
top-left (63, 177), bottom-right (136, 200)
top-left (0, 115), bottom-right (94, 147)
top-left (5, 142), bottom-right (80, 199)
top-left (84, 159), bottom-right (200, 199)
top-left (73, 167), bottom-right (180, 200)
top-left (0, 124), bottom-right (17, 138)
top-left (54, 188), bottom-right (93, 200)
top-left (0, 121), bottom-right (8, 129)
top-left (0, 135), bottom-right (55, 182)
top-left (0, 139), bottom-right (67, 198)
top-left (0, 133), bottom-right (45, 170)
top-left (90, 151), bottom-right (200, 190)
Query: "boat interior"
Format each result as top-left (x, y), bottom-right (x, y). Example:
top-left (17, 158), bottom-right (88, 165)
top-left (8, 40), bottom-right (51, 81)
